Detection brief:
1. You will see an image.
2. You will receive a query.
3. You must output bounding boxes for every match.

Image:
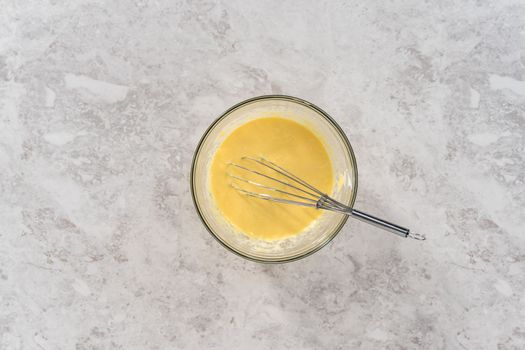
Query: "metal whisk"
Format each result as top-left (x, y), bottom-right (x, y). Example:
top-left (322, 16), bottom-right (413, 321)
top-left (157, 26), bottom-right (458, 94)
top-left (227, 156), bottom-right (425, 240)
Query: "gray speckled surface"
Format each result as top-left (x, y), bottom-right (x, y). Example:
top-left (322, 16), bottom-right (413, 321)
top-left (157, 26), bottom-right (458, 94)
top-left (1, 0), bottom-right (525, 349)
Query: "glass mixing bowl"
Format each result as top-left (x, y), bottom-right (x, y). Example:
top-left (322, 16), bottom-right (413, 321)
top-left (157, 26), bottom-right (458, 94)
top-left (191, 95), bottom-right (358, 263)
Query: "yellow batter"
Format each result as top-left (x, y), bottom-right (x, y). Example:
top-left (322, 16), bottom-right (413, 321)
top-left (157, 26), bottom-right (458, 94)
top-left (210, 117), bottom-right (333, 240)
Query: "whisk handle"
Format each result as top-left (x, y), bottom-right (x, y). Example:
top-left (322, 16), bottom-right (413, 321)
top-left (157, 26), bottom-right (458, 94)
top-left (350, 209), bottom-right (410, 238)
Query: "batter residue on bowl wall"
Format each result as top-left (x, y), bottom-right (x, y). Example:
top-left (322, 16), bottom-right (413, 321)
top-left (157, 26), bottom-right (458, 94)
top-left (210, 117), bottom-right (333, 240)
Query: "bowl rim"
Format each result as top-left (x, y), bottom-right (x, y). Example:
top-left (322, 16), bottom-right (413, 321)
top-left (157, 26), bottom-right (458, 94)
top-left (190, 94), bottom-right (359, 263)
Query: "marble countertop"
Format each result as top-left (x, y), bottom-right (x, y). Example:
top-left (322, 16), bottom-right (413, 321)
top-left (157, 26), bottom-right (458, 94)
top-left (1, 1), bottom-right (524, 349)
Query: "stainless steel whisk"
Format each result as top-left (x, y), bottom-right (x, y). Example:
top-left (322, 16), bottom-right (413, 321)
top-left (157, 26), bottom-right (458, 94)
top-left (227, 156), bottom-right (425, 240)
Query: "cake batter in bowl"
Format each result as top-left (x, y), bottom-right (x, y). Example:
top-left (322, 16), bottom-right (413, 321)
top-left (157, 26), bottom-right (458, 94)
top-left (191, 95), bottom-right (358, 263)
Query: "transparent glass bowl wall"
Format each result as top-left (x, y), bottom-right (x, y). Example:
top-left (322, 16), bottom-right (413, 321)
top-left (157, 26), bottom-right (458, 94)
top-left (191, 96), bottom-right (358, 262)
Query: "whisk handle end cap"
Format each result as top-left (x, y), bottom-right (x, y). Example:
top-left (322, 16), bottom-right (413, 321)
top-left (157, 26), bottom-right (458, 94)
top-left (407, 232), bottom-right (426, 240)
